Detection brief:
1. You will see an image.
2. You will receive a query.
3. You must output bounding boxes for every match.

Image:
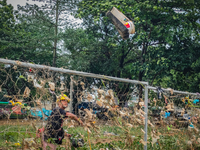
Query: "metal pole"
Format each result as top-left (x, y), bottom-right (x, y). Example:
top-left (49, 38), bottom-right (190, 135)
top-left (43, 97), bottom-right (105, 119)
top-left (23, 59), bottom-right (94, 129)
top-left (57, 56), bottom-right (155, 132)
top-left (69, 76), bottom-right (73, 113)
top-left (0, 58), bottom-right (148, 85)
top-left (147, 86), bottom-right (198, 96)
top-left (144, 84), bottom-right (148, 150)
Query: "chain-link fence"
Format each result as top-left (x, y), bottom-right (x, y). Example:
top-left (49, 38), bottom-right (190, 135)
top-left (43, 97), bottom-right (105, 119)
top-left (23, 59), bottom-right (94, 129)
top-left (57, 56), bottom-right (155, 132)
top-left (0, 59), bottom-right (149, 150)
top-left (0, 58), bottom-right (200, 150)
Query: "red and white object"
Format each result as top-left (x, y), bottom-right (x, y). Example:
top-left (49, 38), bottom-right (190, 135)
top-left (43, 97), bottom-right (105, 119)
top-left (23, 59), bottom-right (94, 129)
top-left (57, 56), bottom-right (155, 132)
top-left (107, 7), bottom-right (135, 39)
top-left (124, 21), bottom-right (135, 34)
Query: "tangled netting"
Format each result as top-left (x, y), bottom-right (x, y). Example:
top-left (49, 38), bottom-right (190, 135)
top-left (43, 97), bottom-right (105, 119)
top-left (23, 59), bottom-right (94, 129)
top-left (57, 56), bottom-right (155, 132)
top-left (0, 61), bottom-right (200, 150)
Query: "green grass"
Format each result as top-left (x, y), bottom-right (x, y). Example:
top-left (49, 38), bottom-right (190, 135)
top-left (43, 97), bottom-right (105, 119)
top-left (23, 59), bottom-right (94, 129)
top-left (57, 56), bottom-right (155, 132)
top-left (0, 124), bottom-right (36, 149)
top-left (0, 123), bottom-right (199, 150)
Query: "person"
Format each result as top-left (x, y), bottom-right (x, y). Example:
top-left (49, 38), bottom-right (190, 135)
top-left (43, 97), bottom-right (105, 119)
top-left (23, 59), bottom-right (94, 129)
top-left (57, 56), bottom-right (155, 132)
top-left (43, 94), bottom-right (83, 150)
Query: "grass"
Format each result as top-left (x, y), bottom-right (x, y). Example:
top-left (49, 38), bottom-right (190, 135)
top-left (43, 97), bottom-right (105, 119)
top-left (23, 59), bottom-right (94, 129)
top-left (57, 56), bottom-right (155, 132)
top-left (0, 121), bottom-right (200, 150)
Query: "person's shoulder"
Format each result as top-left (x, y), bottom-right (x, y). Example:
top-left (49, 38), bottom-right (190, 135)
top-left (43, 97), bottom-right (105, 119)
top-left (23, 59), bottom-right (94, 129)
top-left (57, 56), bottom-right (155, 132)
top-left (52, 107), bottom-right (59, 112)
top-left (53, 107), bottom-right (66, 115)
top-left (59, 107), bottom-right (66, 114)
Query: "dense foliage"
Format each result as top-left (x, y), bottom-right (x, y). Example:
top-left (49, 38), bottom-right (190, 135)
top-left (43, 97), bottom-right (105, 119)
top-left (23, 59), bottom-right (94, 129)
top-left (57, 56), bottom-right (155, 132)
top-left (0, 0), bottom-right (200, 94)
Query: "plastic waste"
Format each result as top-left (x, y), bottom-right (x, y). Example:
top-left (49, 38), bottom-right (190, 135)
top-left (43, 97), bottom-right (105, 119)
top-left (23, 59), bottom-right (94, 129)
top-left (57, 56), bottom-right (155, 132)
top-left (164, 112), bottom-right (170, 118)
top-left (30, 108), bottom-right (52, 120)
top-left (193, 99), bottom-right (199, 104)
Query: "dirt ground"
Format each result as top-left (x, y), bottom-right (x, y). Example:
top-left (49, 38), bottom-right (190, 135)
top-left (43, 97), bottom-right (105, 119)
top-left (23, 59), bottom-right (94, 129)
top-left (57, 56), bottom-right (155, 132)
top-left (0, 118), bottom-right (43, 126)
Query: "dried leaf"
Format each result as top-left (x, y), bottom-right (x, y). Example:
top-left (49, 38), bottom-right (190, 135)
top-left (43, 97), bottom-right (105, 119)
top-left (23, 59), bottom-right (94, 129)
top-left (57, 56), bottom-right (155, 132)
top-left (13, 65), bottom-right (17, 70)
top-left (176, 140), bottom-right (180, 145)
top-left (87, 94), bottom-right (93, 101)
top-left (60, 82), bottom-right (65, 91)
top-left (152, 137), bottom-right (158, 146)
top-left (187, 140), bottom-right (192, 145)
top-left (197, 138), bottom-right (200, 143)
top-left (141, 128), bottom-right (145, 134)
top-left (24, 138), bottom-right (36, 148)
top-left (181, 108), bottom-right (185, 116)
top-left (97, 89), bottom-right (105, 99)
top-left (84, 127), bottom-right (91, 133)
top-left (135, 118), bottom-right (143, 125)
top-left (104, 131), bottom-right (116, 136)
top-left (15, 61), bottom-right (22, 65)
top-left (33, 79), bottom-right (42, 89)
top-left (148, 120), bottom-right (154, 127)
top-left (40, 80), bottom-right (45, 86)
top-left (49, 82), bottom-right (55, 91)
top-left (194, 127), bottom-right (199, 133)
top-left (138, 109), bottom-right (146, 115)
top-left (126, 123), bottom-right (133, 128)
top-left (28, 74), bottom-right (34, 82)
top-left (24, 87), bottom-right (30, 98)
top-left (80, 81), bottom-right (85, 86)
top-left (16, 99), bottom-right (23, 103)
top-left (188, 126), bottom-right (193, 131)
top-left (139, 102), bottom-right (144, 107)
top-left (170, 89), bottom-right (173, 95)
top-left (36, 98), bottom-right (42, 106)
top-left (153, 98), bottom-right (157, 106)
top-left (80, 81), bottom-right (85, 90)
top-left (85, 109), bottom-right (93, 119)
top-left (69, 125), bottom-right (74, 128)
top-left (151, 131), bottom-right (160, 146)
top-left (96, 100), bottom-right (103, 107)
top-left (119, 111), bottom-right (126, 116)
top-left (139, 139), bottom-right (147, 146)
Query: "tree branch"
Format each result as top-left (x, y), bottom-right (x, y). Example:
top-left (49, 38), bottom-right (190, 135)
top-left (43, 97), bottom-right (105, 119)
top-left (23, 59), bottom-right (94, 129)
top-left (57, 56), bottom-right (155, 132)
top-left (150, 69), bottom-right (163, 86)
top-left (149, 41), bottom-right (165, 46)
top-left (123, 56), bottom-right (141, 66)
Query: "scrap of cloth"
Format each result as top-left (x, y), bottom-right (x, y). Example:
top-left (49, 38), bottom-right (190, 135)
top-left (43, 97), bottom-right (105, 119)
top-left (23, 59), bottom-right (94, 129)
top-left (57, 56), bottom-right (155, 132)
top-left (44, 107), bottom-right (68, 144)
top-left (12, 106), bottom-right (22, 114)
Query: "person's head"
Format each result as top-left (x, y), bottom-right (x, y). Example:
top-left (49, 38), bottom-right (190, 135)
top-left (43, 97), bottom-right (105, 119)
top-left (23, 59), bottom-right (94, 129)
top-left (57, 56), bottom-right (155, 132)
top-left (56, 94), bottom-right (70, 109)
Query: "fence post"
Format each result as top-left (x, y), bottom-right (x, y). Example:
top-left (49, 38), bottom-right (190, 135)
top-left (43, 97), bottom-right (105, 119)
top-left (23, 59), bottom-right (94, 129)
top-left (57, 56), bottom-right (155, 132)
top-left (144, 84), bottom-right (148, 150)
top-left (69, 76), bottom-right (73, 113)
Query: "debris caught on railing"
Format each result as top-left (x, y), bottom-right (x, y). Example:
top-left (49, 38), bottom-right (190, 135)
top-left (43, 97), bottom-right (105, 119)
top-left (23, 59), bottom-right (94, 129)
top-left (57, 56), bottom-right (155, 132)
top-left (0, 59), bottom-right (200, 150)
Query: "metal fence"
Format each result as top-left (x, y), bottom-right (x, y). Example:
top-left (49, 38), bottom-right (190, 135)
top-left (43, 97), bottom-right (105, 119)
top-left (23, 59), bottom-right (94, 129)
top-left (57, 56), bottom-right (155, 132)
top-left (0, 58), bottom-right (199, 150)
top-left (0, 58), bottom-right (149, 150)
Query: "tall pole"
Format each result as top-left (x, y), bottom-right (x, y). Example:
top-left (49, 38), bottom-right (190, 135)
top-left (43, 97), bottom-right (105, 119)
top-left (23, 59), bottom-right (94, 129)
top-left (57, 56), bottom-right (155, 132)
top-left (69, 76), bottom-right (73, 112)
top-left (53, 0), bottom-right (59, 67)
top-left (144, 84), bottom-right (148, 150)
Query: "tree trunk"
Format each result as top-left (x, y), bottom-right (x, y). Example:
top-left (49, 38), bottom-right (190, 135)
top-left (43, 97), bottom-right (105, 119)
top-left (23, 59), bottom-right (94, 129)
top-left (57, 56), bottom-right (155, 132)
top-left (52, 0), bottom-right (59, 67)
top-left (139, 70), bottom-right (143, 99)
top-left (52, 0), bottom-right (59, 109)
top-left (139, 42), bottom-right (147, 99)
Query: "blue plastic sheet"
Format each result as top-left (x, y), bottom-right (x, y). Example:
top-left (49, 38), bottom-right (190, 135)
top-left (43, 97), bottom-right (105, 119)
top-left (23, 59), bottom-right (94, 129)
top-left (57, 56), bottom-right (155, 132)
top-left (30, 108), bottom-right (52, 120)
top-left (193, 99), bottom-right (199, 104)
top-left (42, 108), bottom-right (52, 116)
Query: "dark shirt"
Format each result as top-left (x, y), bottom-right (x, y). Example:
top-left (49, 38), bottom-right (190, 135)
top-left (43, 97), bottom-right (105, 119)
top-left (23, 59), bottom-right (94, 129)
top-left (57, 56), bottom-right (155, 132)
top-left (44, 107), bottom-right (67, 144)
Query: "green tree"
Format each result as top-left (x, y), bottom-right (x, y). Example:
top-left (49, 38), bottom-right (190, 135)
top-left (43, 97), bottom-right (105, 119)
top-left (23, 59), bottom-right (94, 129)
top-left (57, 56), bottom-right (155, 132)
top-left (0, 0), bottom-right (25, 60)
top-left (17, 0), bottom-right (78, 66)
top-left (75, 0), bottom-right (200, 96)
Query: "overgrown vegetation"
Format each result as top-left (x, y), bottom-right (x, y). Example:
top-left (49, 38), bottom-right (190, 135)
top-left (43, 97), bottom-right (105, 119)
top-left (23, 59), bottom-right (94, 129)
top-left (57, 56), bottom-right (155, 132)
top-left (0, 122), bottom-right (199, 150)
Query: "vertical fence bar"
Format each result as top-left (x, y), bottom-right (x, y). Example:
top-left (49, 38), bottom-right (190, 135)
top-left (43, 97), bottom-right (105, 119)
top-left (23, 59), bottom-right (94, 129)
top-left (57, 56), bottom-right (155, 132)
top-left (69, 76), bottom-right (73, 113)
top-left (144, 84), bottom-right (148, 150)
